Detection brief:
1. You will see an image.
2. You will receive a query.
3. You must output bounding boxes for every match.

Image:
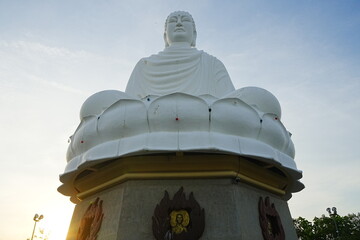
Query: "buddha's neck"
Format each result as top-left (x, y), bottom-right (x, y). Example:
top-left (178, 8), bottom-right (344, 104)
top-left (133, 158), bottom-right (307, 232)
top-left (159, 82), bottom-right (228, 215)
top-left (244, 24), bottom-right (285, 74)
top-left (168, 42), bottom-right (192, 48)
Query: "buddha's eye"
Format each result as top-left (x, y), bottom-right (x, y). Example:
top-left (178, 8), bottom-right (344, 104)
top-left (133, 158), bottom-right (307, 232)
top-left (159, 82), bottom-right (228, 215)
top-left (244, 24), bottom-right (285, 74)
top-left (168, 17), bottom-right (177, 23)
top-left (182, 17), bottom-right (191, 22)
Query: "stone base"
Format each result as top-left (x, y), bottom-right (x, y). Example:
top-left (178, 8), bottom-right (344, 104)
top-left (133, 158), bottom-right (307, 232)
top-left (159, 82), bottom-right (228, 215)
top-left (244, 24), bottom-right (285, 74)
top-left (66, 179), bottom-right (297, 240)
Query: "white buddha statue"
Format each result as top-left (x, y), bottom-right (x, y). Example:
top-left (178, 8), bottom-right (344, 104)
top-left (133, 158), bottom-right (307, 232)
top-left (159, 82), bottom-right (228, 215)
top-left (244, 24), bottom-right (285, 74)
top-left (125, 11), bottom-right (235, 99)
top-left (61, 11), bottom-right (302, 201)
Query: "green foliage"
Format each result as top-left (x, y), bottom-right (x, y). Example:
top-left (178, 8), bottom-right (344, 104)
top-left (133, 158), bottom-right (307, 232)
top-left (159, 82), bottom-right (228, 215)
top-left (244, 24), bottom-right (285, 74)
top-left (293, 213), bottom-right (360, 240)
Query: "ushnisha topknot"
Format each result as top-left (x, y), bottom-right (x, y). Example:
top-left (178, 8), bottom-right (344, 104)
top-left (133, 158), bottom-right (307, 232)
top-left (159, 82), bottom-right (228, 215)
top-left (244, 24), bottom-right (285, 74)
top-left (164, 11), bottom-right (197, 47)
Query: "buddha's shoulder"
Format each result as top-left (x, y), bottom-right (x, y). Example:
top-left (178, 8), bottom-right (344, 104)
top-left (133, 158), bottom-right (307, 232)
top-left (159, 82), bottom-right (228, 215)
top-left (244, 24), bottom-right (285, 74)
top-left (199, 51), bottom-right (224, 66)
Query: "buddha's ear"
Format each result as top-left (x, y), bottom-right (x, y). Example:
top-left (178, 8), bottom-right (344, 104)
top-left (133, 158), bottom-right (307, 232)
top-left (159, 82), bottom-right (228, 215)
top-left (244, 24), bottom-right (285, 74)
top-left (191, 30), bottom-right (197, 47)
top-left (164, 32), bottom-right (169, 47)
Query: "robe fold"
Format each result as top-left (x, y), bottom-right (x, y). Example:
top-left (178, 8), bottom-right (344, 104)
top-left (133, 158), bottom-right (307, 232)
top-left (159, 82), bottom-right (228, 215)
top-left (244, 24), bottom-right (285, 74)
top-left (125, 47), bottom-right (235, 98)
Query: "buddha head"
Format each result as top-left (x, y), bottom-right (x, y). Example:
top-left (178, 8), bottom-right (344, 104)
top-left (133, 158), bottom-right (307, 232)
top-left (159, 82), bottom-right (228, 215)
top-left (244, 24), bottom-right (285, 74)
top-left (176, 214), bottom-right (183, 224)
top-left (164, 11), bottom-right (197, 47)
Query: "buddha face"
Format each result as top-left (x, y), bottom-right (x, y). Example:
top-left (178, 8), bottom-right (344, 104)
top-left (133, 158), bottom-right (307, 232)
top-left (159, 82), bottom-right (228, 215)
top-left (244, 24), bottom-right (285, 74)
top-left (164, 11), bottom-right (197, 47)
top-left (176, 214), bottom-right (183, 224)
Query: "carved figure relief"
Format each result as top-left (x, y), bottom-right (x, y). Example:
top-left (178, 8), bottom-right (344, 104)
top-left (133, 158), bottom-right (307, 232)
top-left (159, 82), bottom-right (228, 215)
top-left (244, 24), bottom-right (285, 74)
top-left (76, 197), bottom-right (104, 240)
top-left (170, 210), bottom-right (190, 234)
top-left (152, 187), bottom-right (205, 240)
top-left (258, 197), bottom-right (285, 240)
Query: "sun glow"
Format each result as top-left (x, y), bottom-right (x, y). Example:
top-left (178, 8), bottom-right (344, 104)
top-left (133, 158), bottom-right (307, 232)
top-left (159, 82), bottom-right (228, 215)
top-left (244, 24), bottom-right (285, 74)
top-left (35, 202), bottom-right (74, 240)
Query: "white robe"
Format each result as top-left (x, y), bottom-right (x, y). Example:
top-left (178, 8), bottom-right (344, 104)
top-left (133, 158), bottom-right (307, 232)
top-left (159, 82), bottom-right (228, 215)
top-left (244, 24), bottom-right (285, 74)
top-left (125, 47), bottom-right (235, 98)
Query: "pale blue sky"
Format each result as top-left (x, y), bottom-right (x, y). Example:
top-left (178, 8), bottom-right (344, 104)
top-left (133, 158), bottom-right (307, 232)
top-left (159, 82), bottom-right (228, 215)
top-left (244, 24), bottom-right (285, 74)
top-left (0, 1), bottom-right (359, 239)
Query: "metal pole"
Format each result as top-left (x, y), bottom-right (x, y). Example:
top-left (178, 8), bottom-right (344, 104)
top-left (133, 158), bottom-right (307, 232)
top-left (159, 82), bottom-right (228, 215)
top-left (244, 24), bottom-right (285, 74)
top-left (326, 207), bottom-right (339, 239)
top-left (30, 221), bottom-right (37, 240)
top-left (332, 215), bottom-right (339, 239)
